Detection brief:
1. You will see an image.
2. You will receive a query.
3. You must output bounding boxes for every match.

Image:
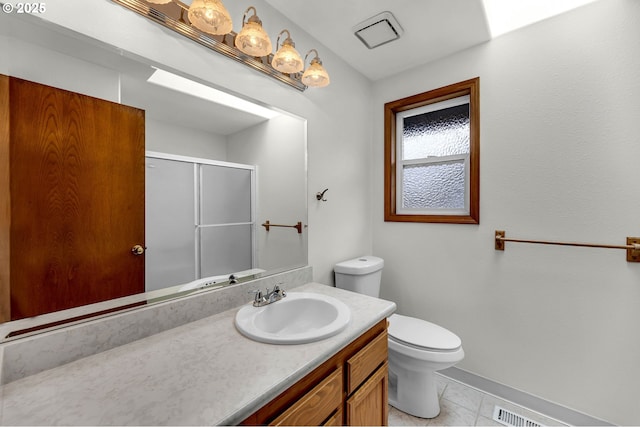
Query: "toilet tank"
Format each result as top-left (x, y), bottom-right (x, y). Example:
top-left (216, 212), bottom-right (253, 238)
top-left (334, 256), bottom-right (384, 298)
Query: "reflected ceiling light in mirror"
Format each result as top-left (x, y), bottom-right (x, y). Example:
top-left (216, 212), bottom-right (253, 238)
top-left (271, 29), bottom-right (303, 74)
top-left (235, 6), bottom-right (272, 57)
top-left (188, 0), bottom-right (233, 35)
top-left (146, 0), bottom-right (172, 3)
top-left (147, 68), bottom-right (279, 119)
top-left (302, 49), bottom-right (330, 88)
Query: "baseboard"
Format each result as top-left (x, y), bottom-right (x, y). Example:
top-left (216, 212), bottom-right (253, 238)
top-left (439, 367), bottom-right (613, 426)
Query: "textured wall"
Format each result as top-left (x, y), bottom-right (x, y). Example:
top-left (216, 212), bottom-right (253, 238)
top-left (372, 0), bottom-right (640, 424)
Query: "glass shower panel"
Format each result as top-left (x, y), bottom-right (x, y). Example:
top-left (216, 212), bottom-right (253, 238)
top-left (145, 157), bottom-right (196, 291)
top-left (200, 165), bottom-right (252, 224)
top-left (200, 225), bottom-right (253, 277)
top-left (402, 161), bottom-right (465, 209)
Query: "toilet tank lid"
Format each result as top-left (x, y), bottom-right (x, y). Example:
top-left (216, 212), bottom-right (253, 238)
top-left (388, 314), bottom-right (462, 351)
top-left (334, 256), bottom-right (384, 275)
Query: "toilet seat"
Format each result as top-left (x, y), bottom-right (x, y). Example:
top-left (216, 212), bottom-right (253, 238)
top-left (388, 314), bottom-right (461, 352)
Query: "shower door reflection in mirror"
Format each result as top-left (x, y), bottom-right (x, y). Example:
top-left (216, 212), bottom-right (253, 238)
top-left (145, 152), bottom-right (257, 292)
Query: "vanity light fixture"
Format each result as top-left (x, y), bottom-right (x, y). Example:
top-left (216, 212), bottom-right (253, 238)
top-left (187, 0), bottom-right (233, 35)
top-left (271, 29), bottom-right (304, 74)
top-left (302, 49), bottom-right (330, 88)
top-left (116, 0), bottom-right (330, 91)
top-left (235, 6), bottom-right (272, 57)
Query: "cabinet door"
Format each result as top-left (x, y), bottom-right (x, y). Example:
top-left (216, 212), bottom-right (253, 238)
top-left (270, 367), bottom-right (343, 426)
top-left (3, 76), bottom-right (145, 320)
top-left (346, 362), bottom-right (389, 426)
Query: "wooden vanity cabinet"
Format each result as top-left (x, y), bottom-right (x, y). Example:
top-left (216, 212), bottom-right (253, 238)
top-left (241, 319), bottom-right (389, 426)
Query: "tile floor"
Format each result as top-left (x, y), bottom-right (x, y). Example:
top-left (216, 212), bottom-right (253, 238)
top-left (388, 373), bottom-right (568, 426)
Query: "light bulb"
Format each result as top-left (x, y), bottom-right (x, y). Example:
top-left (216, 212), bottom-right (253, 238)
top-left (302, 58), bottom-right (330, 87)
top-left (235, 8), bottom-right (272, 57)
top-left (188, 0), bottom-right (233, 36)
top-left (271, 31), bottom-right (303, 74)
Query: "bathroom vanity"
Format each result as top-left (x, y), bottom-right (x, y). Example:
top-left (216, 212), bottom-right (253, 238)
top-left (0, 281), bottom-right (396, 425)
top-left (242, 318), bottom-right (389, 425)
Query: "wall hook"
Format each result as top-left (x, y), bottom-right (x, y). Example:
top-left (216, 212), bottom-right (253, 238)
top-left (316, 188), bottom-right (329, 202)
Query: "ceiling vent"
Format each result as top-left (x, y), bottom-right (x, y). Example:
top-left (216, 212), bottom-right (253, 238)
top-left (353, 11), bottom-right (404, 49)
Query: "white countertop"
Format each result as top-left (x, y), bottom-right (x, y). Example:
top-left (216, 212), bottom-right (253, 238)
top-left (0, 283), bottom-right (396, 426)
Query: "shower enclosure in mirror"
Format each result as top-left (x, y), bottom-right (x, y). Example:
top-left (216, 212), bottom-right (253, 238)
top-left (145, 152), bottom-right (260, 292)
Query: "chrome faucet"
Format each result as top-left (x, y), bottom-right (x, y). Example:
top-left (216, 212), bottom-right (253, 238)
top-left (250, 284), bottom-right (286, 307)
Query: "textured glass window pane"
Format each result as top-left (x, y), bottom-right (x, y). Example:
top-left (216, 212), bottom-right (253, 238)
top-left (201, 165), bottom-right (252, 224)
top-left (402, 104), bottom-right (469, 160)
top-left (402, 161), bottom-right (465, 209)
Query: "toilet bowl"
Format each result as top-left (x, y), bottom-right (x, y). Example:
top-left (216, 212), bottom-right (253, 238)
top-left (334, 256), bottom-right (464, 419)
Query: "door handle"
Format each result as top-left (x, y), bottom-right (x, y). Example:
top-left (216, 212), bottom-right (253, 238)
top-left (131, 244), bottom-right (146, 256)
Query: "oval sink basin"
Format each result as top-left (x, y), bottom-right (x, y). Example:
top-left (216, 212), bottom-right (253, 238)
top-left (235, 292), bottom-right (351, 344)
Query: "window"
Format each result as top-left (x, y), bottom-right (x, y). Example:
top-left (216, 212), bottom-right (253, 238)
top-left (384, 78), bottom-right (479, 224)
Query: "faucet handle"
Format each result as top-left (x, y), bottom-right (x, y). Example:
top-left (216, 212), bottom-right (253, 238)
top-left (248, 289), bottom-right (264, 304)
top-left (272, 284), bottom-right (286, 298)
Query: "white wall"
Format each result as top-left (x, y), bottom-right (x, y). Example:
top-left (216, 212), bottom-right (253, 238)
top-left (0, 32), bottom-right (119, 102)
top-left (228, 115), bottom-right (307, 271)
top-left (372, 0), bottom-right (640, 424)
top-left (146, 118), bottom-right (228, 160)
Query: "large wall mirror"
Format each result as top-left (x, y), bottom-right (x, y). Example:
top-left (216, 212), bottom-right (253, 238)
top-left (0, 10), bottom-right (307, 338)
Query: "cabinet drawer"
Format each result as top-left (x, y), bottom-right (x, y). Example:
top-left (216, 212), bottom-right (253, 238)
top-left (270, 367), bottom-right (343, 426)
top-left (346, 331), bottom-right (387, 394)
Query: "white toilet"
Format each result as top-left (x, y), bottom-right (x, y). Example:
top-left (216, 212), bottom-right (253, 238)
top-left (334, 256), bottom-right (464, 419)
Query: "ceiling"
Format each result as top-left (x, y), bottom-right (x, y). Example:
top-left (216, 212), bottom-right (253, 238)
top-left (264, 0), bottom-right (598, 81)
top-left (265, 0), bottom-right (490, 81)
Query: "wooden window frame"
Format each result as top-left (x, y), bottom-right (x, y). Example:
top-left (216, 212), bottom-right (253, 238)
top-left (384, 77), bottom-right (480, 224)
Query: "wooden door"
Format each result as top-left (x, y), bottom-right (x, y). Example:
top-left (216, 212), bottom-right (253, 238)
top-left (1, 75), bottom-right (145, 320)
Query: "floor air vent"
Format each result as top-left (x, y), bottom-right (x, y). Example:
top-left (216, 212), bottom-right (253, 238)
top-left (493, 406), bottom-right (546, 427)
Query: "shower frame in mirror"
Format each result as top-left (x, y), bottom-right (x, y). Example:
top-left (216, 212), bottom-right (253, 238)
top-left (145, 151), bottom-right (259, 291)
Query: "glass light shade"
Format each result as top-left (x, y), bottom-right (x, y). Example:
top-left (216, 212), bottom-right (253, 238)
top-left (146, 0), bottom-right (172, 4)
top-left (235, 21), bottom-right (272, 57)
top-left (302, 59), bottom-right (330, 87)
top-left (271, 42), bottom-right (303, 74)
top-left (188, 0), bottom-right (233, 35)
